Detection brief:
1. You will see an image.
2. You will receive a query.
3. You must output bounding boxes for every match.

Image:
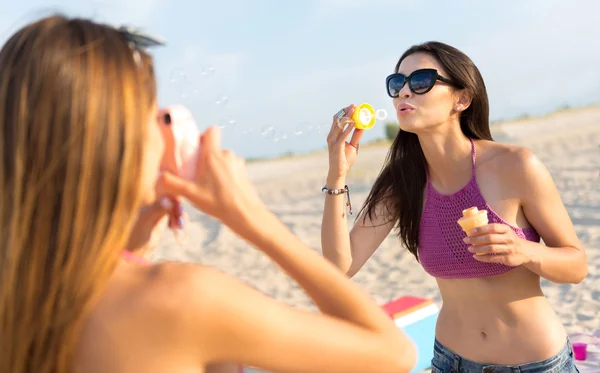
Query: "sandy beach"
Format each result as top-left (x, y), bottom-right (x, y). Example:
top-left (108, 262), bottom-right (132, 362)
top-left (152, 106), bottom-right (600, 368)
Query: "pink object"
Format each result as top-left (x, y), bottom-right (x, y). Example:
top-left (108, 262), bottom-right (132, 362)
top-left (158, 105), bottom-right (200, 245)
top-left (159, 105), bottom-right (200, 181)
top-left (573, 342), bottom-right (588, 361)
top-left (121, 251), bottom-right (151, 265)
top-left (418, 138), bottom-right (541, 279)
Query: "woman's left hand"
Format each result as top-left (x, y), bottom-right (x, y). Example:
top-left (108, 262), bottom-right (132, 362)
top-left (464, 223), bottom-right (533, 266)
top-left (125, 174), bottom-right (184, 256)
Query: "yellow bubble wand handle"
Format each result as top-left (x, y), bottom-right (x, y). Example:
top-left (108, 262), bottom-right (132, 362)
top-left (352, 103), bottom-right (376, 130)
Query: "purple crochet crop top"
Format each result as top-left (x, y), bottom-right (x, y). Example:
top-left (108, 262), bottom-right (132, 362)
top-left (418, 139), bottom-right (541, 279)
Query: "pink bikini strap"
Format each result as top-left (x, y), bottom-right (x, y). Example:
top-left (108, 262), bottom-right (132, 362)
top-left (121, 250), bottom-right (150, 265)
top-left (470, 137), bottom-right (476, 173)
top-left (425, 138), bottom-right (476, 183)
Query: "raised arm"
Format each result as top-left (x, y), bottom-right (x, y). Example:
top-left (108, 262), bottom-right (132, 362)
top-left (322, 186), bottom-right (396, 277)
top-left (166, 206), bottom-right (415, 373)
top-left (321, 105), bottom-right (396, 276)
top-left (158, 127), bottom-right (416, 373)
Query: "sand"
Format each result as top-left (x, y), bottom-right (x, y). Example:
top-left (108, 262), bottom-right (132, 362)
top-left (152, 106), bottom-right (600, 371)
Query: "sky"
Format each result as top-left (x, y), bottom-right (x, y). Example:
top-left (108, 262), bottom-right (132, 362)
top-left (1, 0), bottom-right (599, 159)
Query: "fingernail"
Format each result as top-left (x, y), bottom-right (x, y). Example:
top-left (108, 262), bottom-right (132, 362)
top-left (160, 197), bottom-right (173, 210)
top-left (176, 205), bottom-right (184, 216)
top-left (177, 217), bottom-right (184, 228)
top-left (463, 237), bottom-right (470, 243)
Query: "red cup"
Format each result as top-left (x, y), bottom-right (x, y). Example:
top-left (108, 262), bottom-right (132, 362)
top-left (572, 342), bottom-right (587, 361)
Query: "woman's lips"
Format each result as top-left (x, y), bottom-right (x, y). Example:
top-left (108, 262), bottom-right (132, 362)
top-left (397, 103), bottom-right (415, 116)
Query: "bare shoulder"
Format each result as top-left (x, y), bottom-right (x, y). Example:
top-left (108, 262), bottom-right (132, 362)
top-left (132, 262), bottom-right (228, 327)
top-left (476, 140), bottom-right (549, 193)
top-left (477, 140), bottom-right (540, 168)
top-left (76, 261), bottom-right (228, 370)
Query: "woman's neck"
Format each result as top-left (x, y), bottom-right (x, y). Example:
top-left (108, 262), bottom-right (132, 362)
top-left (418, 123), bottom-right (473, 193)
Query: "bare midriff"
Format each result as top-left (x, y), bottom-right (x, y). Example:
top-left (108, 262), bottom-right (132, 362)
top-left (435, 266), bottom-right (567, 365)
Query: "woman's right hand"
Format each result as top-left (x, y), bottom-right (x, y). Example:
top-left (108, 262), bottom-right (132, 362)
top-left (159, 126), bottom-right (264, 229)
top-left (326, 104), bottom-right (365, 181)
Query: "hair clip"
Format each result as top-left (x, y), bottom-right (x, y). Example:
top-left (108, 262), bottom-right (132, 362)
top-left (117, 26), bottom-right (166, 65)
top-left (118, 26), bottom-right (166, 49)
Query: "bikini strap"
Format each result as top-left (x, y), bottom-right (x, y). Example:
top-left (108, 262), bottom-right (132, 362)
top-left (425, 138), bottom-right (475, 183)
top-left (121, 250), bottom-right (150, 265)
top-left (470, 138), bottom-right (476, 174)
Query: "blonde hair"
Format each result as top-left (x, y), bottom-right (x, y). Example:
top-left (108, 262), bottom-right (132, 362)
top-left (0, 15), bottom-right (157, 372)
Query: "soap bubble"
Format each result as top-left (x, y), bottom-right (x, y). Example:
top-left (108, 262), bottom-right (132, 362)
top-left (170, 68), bottom-right (194, 99)
top-left (242, 127), bottom-right (255, 135)
top-left (215, 95), bottom-right (229, 106)
top-left (194, 66), bottom-right (206, 79)
top-left (170, 69), bottom-right (187, 85)
top-left (200, 66), bottom-right (216, 78)
top-left (293, 126), bottom-right (304, 136)
top-left (219, 116), bottom-right (237, 130)
top-left (260, 125), bottom-right (276, 140)
top-left (272, 131), bottom-right (288, 142)
top-left (178, 85), bottom-right (189, 99)
top-left (294, 122), bottom-right (312, 136)
top-left (376, 109), bottom-right (388, 121)
top-left (191, 88), bottom-right (203, 98)
top-left (300, 122), bottom-right (315, 135)
top-left (313, 121), bottom-right (328, 134)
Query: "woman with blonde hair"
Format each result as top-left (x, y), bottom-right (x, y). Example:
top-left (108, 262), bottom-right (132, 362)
top-left (0, 15), bottom-right (416, 373)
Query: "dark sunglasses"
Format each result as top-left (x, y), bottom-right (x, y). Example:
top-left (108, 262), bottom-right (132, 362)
top-left (386, 68), bottom-right (457, 98)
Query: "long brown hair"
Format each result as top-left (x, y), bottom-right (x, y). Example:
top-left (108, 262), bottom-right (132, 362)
top-left (357, 41), bottom-right (492, 260)
top-left (0, 15), bottom-right (156, 372)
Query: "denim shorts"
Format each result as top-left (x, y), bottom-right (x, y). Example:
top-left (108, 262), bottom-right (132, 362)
top-left (431, 338), bottom-right (580, 373)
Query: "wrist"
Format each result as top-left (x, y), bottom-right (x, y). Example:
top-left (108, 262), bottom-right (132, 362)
top-left (521, 239), bottom-right (542, 268)
top-left (325, 175), bottom-right (346, 189)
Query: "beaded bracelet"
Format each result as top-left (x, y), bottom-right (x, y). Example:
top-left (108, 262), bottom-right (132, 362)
top-left (322, 184), bottom-right (353, 215)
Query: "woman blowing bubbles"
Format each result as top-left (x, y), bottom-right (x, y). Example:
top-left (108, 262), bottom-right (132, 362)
top-left (322, 41), bottom-right (587, 372)
top-left (0, 15), bottom-right (417, 373)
